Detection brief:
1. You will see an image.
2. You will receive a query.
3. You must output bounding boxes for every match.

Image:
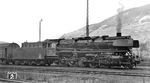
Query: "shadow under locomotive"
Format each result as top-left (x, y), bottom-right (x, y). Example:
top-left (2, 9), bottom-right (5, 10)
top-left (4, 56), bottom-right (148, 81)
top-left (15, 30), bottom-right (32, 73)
top-left (0, 33), bottom-right (141, 69)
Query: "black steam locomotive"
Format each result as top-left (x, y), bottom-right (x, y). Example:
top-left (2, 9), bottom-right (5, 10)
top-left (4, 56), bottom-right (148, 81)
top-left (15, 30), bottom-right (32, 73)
top-left (0, 32), bottom-right (140, 69)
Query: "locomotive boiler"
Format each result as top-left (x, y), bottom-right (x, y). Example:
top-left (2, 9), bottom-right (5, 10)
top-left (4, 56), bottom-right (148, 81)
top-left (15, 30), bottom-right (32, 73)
top-left (55, 32), bottom-right (140, 68)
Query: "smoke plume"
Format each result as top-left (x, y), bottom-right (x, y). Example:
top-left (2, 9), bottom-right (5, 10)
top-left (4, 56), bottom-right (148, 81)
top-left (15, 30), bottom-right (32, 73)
top-left (116, 0), bottom-right (124, 33)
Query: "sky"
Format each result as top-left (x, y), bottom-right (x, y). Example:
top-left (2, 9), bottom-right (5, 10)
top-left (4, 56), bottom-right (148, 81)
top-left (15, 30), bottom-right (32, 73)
top-left (0, 0), bottom-right (150, 45)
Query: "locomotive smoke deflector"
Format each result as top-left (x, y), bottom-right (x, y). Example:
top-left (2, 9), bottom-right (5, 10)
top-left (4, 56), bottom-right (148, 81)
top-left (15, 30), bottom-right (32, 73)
top-left (133, 40), bottom-right (139, 48)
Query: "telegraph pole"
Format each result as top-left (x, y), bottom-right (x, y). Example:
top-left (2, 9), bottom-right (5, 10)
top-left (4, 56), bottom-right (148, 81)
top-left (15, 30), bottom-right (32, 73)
top-left (39, 18), bottom-right (43, 42)
top-left (86, 0), bottom-right (89, 37)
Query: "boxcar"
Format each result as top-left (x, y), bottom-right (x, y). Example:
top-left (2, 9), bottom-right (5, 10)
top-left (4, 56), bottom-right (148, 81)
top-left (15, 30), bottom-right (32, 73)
top-left (0, 43), bottom-right (20, 63)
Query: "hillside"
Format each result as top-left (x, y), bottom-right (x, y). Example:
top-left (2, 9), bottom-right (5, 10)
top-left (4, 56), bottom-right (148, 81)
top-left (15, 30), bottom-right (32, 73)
top-left (61, 4), bottom-right (150, 58)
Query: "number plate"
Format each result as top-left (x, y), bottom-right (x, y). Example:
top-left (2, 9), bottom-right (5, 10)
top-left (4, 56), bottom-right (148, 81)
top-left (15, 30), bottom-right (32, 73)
top-left (7, 72), bottom-right (17, 80)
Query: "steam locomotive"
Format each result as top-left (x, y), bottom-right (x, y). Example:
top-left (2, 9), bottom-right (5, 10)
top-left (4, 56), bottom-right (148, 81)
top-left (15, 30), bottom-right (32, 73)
top-left (0, 32), bottom-right (140, 69)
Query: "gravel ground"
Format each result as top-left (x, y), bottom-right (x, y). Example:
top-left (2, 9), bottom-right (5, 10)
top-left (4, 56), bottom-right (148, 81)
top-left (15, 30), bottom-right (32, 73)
top-left (0, 70), bottom-right (150, 83)
top-left (0, 65), bottom-right (150, 83)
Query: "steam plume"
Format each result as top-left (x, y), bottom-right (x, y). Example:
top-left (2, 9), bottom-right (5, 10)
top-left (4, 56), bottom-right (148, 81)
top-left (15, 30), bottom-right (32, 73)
top-left (116, 0), bottom-right (124, 33)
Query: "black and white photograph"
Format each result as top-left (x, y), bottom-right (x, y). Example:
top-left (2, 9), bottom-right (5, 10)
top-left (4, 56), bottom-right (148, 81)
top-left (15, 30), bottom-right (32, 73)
top-left (0, 0), bottom-right (150, 83)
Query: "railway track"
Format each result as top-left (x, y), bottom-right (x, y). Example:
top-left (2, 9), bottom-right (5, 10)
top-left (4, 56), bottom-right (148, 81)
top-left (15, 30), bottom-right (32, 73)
top-left (0, 78), bottom-right (24, 83)
top-left (0, 65), bottom-right (150, 77)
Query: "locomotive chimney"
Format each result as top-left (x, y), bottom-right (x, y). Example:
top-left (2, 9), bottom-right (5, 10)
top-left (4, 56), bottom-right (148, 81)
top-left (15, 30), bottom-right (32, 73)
top-left (117, 32), bottom-right (121, 37)
top-left (116, 0), bottom-right (124, 37)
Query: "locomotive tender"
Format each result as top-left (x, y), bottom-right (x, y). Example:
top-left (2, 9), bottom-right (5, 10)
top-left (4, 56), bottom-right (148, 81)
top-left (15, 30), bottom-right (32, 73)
top-left (0, 32), bottom-right (140, 69)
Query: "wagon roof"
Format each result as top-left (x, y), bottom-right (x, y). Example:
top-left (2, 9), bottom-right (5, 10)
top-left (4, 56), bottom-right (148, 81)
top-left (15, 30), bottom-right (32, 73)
top-left (0, 43), bottom-right (10, 47)
top-left (0, 42), bottom-right (20, 48)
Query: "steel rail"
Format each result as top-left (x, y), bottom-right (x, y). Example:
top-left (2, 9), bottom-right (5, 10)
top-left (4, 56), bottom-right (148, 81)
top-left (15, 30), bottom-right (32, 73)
top-left (0, 65), bottom-right (150, 77)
